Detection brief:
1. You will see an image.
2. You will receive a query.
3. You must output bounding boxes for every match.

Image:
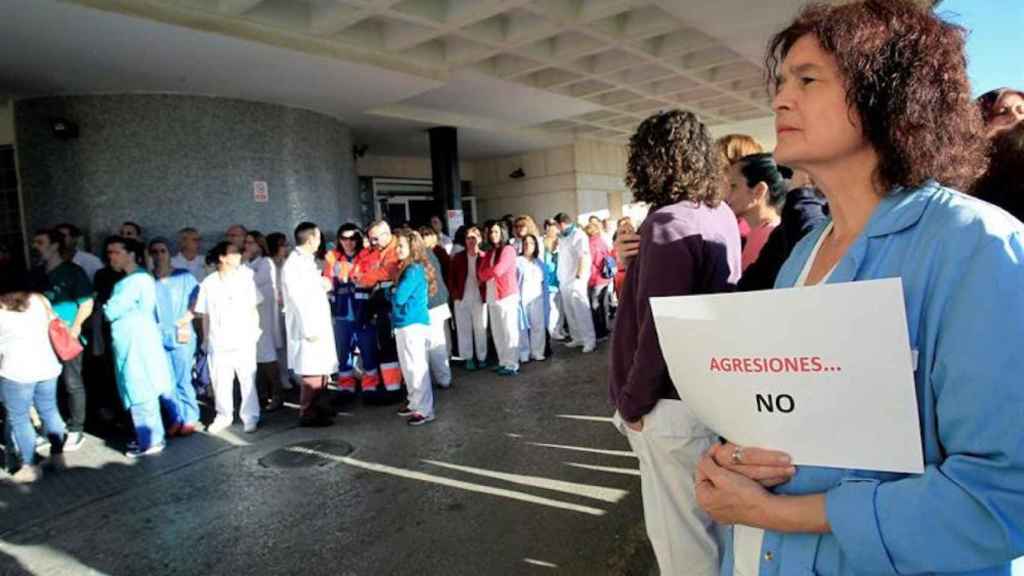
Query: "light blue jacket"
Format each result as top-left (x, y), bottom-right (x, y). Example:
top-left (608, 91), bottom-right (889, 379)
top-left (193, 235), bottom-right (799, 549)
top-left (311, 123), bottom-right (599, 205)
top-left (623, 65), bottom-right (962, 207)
top-left (722, 184), bottom-right (1024, 576)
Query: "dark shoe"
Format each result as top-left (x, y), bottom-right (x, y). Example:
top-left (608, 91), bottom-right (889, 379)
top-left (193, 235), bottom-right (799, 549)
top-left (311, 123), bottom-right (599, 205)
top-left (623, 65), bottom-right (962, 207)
top-left (407, 413), bottom-right (435, 426)
top-left (464, 359), bottom-right (478, 371)
top-left (166, 422), bottom-right (183, 438)
top-left (265, 398), bottom-right (284, 412)
top-left (396, 402), bottom-right (413, 417)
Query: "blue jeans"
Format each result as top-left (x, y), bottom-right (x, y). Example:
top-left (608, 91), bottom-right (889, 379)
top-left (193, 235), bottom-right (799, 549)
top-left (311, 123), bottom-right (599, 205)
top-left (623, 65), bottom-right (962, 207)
top-left (2, 377), bottom-right (66, 466)
top-left (166, 344), bottom-right (199, 425)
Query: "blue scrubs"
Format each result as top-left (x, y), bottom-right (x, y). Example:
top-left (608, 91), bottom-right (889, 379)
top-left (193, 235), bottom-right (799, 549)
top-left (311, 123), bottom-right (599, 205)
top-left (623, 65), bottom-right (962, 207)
top-left (105, 269), bottom-right (178, 448)
top-left (154, 269), bottom-right (200, 426)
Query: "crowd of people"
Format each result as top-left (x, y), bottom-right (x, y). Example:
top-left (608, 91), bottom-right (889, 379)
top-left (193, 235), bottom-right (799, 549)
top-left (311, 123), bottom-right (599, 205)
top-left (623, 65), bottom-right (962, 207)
top-left (0, 201), bottom-right (624, 479)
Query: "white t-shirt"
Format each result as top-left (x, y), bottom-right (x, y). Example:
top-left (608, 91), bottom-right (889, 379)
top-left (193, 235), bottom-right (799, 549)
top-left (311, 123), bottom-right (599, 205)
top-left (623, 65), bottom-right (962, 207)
top-left (171, 253), bottom-right (206, 282)
top-left (556, 226), bottom-right (591, 285)
top-left (72, 250), bottom-right (103, 284)
top-left (194, 269), bottom-right (263, 352)
top-left (464, 253), bottom-right (481, 303)
top-left (0, 296), bottom-right (63, 383)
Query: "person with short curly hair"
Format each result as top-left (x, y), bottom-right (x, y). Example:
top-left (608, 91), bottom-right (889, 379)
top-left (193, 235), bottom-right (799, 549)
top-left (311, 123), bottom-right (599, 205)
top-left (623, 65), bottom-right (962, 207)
top-left (610, 109), bottom-right (742, 576)
top-left (694, 2), bottom-right (1024, 575)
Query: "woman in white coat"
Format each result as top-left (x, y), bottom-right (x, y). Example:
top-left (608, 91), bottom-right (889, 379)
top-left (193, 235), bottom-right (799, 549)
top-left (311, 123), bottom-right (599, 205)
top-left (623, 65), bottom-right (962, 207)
top-left (281, 222), bottom-right (338, 428)
top-left (244, 231), bottom-right (285, 412)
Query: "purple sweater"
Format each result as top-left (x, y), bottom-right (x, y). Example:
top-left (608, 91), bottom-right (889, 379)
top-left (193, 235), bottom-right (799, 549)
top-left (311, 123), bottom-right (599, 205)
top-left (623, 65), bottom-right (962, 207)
top-left (609, 200), bottom-right (741, 422)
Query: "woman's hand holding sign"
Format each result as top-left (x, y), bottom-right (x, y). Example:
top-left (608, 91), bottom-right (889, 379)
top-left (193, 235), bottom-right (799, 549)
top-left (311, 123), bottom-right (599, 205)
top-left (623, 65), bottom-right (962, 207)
top-left (711, 441), bottom-right (795, 488)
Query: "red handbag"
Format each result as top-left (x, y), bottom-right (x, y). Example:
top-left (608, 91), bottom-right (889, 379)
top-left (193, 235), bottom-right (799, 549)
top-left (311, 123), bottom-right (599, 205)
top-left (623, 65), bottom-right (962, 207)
top-left (40, 296), bottom-right (84, 362)
top-left (49, 317), bottom-right (84, 362)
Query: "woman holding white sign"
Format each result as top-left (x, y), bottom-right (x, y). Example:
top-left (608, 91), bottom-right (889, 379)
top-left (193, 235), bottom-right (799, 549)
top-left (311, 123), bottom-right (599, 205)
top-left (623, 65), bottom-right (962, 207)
top-left (693, 2), bottom-right (1024, 575)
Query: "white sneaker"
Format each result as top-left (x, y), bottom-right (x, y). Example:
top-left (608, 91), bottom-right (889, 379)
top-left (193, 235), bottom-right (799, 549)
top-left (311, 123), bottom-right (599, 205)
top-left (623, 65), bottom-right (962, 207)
top-left (11, 464), bottom-right (41, 484)
top-left (206, 417), bottom-right (232, 435)
top-left (243, 421), bottom-right (258, 433)
top-left (126, 442), bottom-right (165, 459)
top-left (63, 432), bottom-right (86, 452)
top-left (566, 340), bottom-right (583, 348)
top-left (582, 345), bottom-right (596, 354)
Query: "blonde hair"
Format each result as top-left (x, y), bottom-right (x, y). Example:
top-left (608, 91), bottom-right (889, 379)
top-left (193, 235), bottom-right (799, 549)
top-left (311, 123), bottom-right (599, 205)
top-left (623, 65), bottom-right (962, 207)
top-left (584, 222), bottom-right (602, 237)
top-left (716, 134), bottom-right (764, 166)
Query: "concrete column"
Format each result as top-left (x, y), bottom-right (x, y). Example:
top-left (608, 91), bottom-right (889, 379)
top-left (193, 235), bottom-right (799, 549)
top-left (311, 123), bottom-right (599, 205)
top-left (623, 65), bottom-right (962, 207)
top-left (428, 126), bottom-right (461, 232)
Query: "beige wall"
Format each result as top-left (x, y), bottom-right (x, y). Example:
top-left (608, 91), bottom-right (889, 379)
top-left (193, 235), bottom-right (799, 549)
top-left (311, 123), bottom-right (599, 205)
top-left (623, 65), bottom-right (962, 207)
top-left (469, 139), bottom-right (632, 225)
top-left (355, 154), bottom-right (475, 181)
top-left (0, 100), bottom-right (14, 146)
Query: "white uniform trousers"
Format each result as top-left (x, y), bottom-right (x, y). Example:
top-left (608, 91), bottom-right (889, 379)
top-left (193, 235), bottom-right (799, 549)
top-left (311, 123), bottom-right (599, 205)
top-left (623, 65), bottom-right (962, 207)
top-left (614, 400), bottom-right (722, 576)
top-left (547, 290), bottom-right (566, 339)
top-left (454, 295), bottom-right (488, 362)
top-left (487, 295), bottom-right (520, 371)
top-left (559, 278), bottom-right (596, 348)
top-left (427, 305), bottom-right (452, 387)
top-left (395, 324), bottom-right (433, 418)
top-left (209, 345), bottom-right (260, 427)
top-left (519, 295), bottom-right (546, 362)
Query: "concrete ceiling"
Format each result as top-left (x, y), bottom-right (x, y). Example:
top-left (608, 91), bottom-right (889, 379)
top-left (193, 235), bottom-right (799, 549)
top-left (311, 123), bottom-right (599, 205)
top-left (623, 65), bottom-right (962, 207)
top-left (0, 0), bottom-right (826, 157)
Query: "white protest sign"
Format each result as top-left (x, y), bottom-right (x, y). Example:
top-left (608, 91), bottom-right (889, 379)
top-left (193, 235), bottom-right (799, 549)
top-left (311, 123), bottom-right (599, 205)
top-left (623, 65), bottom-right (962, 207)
top-left (650, 278), bottom-right (923, 474)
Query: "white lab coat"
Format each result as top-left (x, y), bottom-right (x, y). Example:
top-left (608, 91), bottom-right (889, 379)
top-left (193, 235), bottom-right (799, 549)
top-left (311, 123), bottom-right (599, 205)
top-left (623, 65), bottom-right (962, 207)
top-left (281, 249), bottom-right (338, 376)
top-left (247, 257), bottom-right (282, 363)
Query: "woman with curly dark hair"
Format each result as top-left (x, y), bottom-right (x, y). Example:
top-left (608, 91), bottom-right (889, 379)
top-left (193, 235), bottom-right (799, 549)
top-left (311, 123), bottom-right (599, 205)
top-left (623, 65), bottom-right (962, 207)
top-left (692, 2), bottom-right (1024, 575)
top-left (609, 109), bottom-right (742, 576)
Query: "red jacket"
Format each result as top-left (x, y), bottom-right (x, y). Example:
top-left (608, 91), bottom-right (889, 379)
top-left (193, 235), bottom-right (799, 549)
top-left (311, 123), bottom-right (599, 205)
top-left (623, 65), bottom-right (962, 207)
top-left (448, 250), bottom-right (486, 301)
top-left (589, 235), bottom-right (612, 289)
top-left (352, 241), bottom-right (399, 288)
top-left (478, 244), bottom-right (519, 301)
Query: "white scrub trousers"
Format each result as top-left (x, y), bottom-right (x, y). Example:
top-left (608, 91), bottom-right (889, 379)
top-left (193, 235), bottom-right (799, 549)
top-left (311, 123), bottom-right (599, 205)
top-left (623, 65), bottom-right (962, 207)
top-left (454, 295), bottom-right (488, 363)
top-left (208, 345), bottom-right (260, 427)
top-left (519, 295), bottom-right (546, 362)
top-left (395, 323), bottom-right (433, 418)
top-left (614, 400), bottom-right (722, 576)
top-left (427, 305), bottom-right (452, 387)
top-left (559, 279), bottom-right (596, 349)
top-left (488, 295), bottom-right (520, 371)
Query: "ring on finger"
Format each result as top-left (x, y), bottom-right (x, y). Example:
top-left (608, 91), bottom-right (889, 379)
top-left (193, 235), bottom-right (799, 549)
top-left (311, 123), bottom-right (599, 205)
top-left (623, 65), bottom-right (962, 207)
top-left (730, 446), bottom-right (744, 465)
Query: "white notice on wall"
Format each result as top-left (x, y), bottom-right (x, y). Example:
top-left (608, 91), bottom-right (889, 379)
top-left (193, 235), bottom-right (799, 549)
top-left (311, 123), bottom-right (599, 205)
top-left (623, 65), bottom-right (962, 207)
top-left (650, 278), bottom-right (923, 474)
top-left (447, 209), bottom-right (464, 232)
top-left (253, 181), bottom-right (269, 203)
